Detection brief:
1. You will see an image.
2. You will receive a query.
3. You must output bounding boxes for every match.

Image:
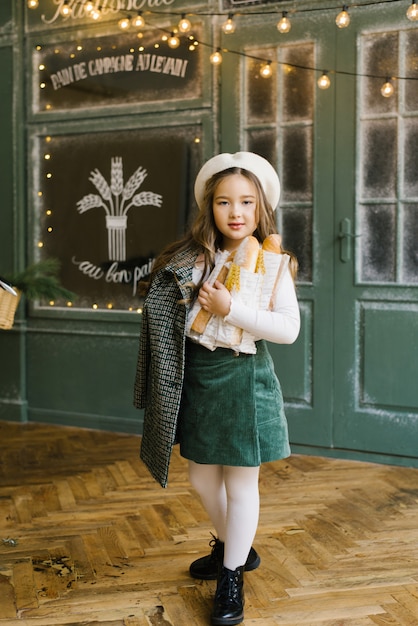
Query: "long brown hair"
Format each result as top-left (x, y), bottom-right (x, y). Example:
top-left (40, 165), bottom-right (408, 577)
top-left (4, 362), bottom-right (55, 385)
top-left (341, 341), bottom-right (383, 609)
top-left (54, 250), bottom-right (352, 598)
top-left (140, 167), bottom-right (297, 295)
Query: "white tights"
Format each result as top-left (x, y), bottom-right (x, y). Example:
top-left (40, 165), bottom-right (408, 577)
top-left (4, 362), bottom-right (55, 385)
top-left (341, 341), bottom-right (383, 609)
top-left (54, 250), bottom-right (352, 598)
top-left (188, 461), bottom-right (260, 571)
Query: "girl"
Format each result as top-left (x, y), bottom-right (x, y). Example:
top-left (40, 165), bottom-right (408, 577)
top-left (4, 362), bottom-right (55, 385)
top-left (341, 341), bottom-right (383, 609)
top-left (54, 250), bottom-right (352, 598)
top-left (134, 152), bottom-right (300, 625)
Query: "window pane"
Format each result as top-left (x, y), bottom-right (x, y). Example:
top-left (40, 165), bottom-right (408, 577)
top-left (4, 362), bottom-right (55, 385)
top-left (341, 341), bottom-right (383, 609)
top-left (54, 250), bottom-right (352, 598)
top-left (403, 204), bottom-right (418, 283)
top-left (405, 30), bottom-right (418, 113)
top-left (403, 119), bottom-right (418, 197)
top-left (281, 44), bottom-right (314, 121)
top-left (246, 49), bottom-right (276, 124)
top-left (359, 204), bottom-right (396, 282)
top-left (247, 129), bottom-right (277, 165)
top-left (361, 32), bottom-right (398, 114)
top-left (281, 208), bottom-right (312, 282)
top-left (361, 120), bottom-right (397, 199)
top-left (282, 126), bottom-right (313, 203)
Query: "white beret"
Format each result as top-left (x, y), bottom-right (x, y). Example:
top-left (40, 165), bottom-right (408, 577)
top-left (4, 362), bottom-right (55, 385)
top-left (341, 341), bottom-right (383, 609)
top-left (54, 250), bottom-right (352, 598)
top-left (194, 151), bottom-right (281, 211)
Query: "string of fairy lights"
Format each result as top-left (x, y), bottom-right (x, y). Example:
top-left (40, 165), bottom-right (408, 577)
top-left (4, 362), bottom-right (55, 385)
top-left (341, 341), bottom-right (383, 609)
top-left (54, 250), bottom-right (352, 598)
top-left (28, 0), bottom-right (418, 97)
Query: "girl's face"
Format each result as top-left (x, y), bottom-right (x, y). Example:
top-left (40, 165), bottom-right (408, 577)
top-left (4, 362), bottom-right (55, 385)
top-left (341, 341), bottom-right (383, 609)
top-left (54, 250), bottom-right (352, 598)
top-left (212, 174), bottom-right (258, 251)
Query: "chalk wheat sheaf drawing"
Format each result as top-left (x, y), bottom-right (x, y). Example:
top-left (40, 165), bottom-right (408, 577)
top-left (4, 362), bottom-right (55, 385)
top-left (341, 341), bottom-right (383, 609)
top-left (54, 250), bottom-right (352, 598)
top-left (76, 157), bottom-right (163, 262)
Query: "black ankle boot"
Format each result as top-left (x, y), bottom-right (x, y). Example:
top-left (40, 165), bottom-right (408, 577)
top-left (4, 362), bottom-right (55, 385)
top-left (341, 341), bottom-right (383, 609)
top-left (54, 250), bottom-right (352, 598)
top-left (189, 534), bottom-right (260, 580)
top-left (189, 534), bottom-right (224, 580)
top-left (211, 565), bottom-right (244, 626)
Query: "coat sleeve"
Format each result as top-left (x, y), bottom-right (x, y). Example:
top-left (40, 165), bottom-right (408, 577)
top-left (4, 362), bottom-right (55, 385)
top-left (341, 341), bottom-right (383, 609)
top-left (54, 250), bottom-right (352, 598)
top-left (133, 309), bottom-right (150, 409)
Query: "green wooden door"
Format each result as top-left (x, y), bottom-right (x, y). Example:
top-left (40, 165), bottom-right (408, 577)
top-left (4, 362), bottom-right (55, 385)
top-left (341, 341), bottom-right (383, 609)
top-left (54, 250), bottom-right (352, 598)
top-left (333, 9), bottom-right (418, 462)
top-left (218, 6), bottom-right (418, 465)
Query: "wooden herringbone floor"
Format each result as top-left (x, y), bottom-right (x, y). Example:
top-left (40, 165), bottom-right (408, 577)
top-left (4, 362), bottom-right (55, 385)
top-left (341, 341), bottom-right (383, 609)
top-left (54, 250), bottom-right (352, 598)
top-left (0, 422), bottom-right (418, 625)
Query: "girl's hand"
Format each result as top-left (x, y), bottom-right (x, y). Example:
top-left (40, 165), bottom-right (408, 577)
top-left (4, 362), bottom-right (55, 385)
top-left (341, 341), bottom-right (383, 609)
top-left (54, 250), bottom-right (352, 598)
top-left (198, 280), bottom-right (231, 317)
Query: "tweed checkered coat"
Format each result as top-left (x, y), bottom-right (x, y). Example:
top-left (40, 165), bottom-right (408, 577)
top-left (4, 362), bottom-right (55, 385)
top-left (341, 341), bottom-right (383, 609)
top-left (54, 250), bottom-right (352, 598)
top-left (133, 247), bottom-right (197, 488)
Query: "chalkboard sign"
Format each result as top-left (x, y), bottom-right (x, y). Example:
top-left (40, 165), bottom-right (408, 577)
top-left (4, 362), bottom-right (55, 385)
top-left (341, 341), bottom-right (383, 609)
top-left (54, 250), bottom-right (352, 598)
top-left (36, 126), bottom-right (201, 310)
top-left (34, 27), bottom-right (203, 112)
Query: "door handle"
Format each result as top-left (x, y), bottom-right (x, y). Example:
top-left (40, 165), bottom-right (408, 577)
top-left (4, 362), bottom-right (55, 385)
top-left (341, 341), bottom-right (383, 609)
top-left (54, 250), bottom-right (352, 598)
top-left (338, 218), bottom-right (360, 263)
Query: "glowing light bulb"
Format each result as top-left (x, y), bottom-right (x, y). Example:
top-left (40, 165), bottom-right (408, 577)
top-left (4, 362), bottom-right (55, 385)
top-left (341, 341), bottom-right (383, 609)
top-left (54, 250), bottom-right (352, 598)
top-left (222, 14), bottom-right (236, 34)
top-left (132, 12), bottom-right (145, 28)
top-left (60, 0), bottom-right (71, 17)
top-left (90, 8), bottom-right (101, 20)
top-left (118, 16), bottom-right (130, 30)
top-left (85, 1), bottom-right (94, 12)
top-left (277, 11), bottom-right (291, 34)
top-left (381, 79), bottom-right (394, 98)
top-left (260, 61), bottom-right (273, 78)
top-left (168, 33), bottom-right (180, 49)
top-left (178, 14), bottom-right (191, 33)
top-left (336, 6), bottom-right (350, 28)
top-left (317, 71), bottom-right (331, 89)
top-left (407, 2), bottom-right (418, 20)
top-left (27, 0), bottom-right (39, 8)
top-left (210, 49), bottom-right (223, 65)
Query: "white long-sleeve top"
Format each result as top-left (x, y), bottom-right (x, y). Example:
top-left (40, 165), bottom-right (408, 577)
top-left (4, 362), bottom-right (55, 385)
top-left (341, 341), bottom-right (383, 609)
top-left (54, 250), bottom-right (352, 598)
top-left (186, 249), bottom-right (300, 353)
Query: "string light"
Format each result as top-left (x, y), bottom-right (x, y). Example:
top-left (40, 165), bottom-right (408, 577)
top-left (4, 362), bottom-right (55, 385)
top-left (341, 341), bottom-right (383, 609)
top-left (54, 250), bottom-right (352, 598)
top-left (118, 16), bottom-right (131, 30)
top-left (210, 49), bottom-right (223, 65)
top-left (260, 61), bottom-right (273, 78)
top-left (132, 12), bottom-right (145, 28)
top-left (336, 5), bottom-right (350, 28)
top-left (27, 0), bottom-right (39, 8)
top-left (178, 14), bottom-right (192, 33)
top-left (381, 77), bottom-right (394, 97)
top-left (85, 1), bottom-right (94, 12)
top-left (167, 32), bottom-right (180, 48)
top-left (277, 11), bottom-right (291, 34)
top-left (189, 36), bottom-right (198, 51)
top-left (29, 4), bottom-right (418, 102)
top-left (90, 8), bottom-right (101, 20)
top-left (60, 1), bottom-right (72, 17)
top-left (317, 70), bottom-right (331, 89)
top-left (222, 14), bottom-right (236, 34)
top-left (406, 2), bottom-right (418, 19)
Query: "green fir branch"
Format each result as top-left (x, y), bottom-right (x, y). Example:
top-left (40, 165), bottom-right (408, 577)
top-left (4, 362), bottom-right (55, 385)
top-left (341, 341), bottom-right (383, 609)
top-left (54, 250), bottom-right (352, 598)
top-left (6, 259), bottom-right (75, 301)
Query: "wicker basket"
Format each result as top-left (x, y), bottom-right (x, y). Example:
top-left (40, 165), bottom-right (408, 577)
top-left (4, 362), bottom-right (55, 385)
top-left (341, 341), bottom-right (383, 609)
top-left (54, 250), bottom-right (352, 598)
top-left (0, 288), bottom-right (21, 330)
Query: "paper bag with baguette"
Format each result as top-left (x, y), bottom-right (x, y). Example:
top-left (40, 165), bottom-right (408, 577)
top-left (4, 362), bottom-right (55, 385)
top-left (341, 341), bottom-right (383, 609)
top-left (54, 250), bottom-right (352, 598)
top-left (187, 234), bottom-right (289, 352)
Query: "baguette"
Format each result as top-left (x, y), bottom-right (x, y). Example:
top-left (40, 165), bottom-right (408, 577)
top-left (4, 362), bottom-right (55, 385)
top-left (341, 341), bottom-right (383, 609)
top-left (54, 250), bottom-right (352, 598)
top-left (233, 236), bottom-right (260, 271)
top-left (262, 233), bottom-right (282, 253)
top-left (261, 233), bottom-right (289, 311)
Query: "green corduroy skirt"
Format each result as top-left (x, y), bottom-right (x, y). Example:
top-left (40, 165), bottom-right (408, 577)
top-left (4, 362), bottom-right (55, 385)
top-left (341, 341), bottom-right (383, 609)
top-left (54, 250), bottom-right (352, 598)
top-left (177, 339), bottom-right (291, 466)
